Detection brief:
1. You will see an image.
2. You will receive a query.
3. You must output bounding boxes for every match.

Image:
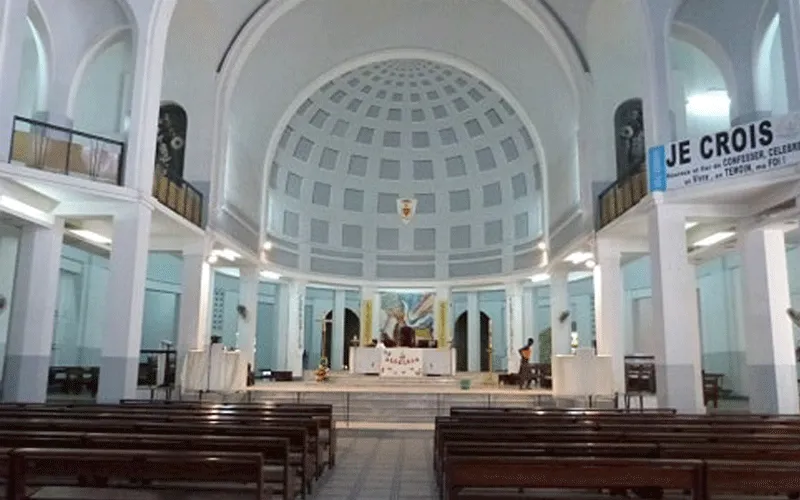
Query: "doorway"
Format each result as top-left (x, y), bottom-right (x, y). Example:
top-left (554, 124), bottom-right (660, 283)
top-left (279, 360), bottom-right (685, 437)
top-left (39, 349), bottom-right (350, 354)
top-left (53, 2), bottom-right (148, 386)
top-left (452, 312), bottom-right (492, 372)
top-left (342, 308), bottom-right (360, 368)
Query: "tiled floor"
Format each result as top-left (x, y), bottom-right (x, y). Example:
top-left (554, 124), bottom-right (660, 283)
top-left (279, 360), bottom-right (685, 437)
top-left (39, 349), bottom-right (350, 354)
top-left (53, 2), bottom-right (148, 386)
top-left (312, 430), bottom-right (437, 500)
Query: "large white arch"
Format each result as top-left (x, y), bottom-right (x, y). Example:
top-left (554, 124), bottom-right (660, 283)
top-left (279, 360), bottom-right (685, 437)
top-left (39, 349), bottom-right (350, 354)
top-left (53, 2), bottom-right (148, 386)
top-left (256, 48), bottom-right (553, 262)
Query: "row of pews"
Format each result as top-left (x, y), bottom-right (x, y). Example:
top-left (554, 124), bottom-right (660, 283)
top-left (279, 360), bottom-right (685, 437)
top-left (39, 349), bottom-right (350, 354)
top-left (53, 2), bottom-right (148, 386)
top-left (436, 406), bottom-right (800, 499)
top-left (0, 400), bottom-right (336, 499)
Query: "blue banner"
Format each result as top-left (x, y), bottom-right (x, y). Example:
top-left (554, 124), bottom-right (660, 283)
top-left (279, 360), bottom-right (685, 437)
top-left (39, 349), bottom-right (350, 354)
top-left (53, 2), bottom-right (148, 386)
top-left (647, 146), bottom-right (667, 192)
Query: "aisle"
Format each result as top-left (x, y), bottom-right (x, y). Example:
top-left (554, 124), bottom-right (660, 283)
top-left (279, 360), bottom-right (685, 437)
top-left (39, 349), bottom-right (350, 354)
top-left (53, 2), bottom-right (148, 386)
top-left (312, 430), bottom-right (437, 500)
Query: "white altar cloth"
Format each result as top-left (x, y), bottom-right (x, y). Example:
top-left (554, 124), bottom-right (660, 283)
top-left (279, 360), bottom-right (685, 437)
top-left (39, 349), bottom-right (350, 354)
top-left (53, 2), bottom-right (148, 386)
top-left (552, 348), bottom-right (614, 397)
top-left (180, 344), bottom-right (247, 392)
top-left (350, 347), bottom-right (455, 376)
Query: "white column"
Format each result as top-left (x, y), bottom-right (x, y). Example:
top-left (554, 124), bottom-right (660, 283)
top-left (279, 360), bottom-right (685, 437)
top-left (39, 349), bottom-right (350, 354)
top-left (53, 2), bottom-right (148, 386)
top-left (550, 271), bottom-right (571, 356)
top-left (331, 289), bottom-right (345, 371)
top-left (237, 267), bottom-right (259, 372)
top-left (1, 220), bottom-right (63, 402)
top-left (0, 0), bottom-right (29, 159)
top-left (466, 292), bottom-right (480, 372)
top-left (360, 286), bottom-right (378, 345)
top-left (0, 233), bottom-right (19, 376)
top-left (642, 1), bottom-right (676, 146)
top-left (123, 1), bottom-right (173, 192)
top-left (594, 239), bottom-right (626, 394)
top-left (96, 204), bottom-right (152, 403)
top-left (648, 201), bottom-right (703, 413)
top-left (505, 282), bottom-right (524, 374)
top-left (278, 280), bottom-right (306, 378)
top-left (176, 248), bottom-right (212, 374)
top-left (739, 227), bottom-right (799, 414)
top-left (435, 286), bottom-right (451, 348)
top-left (522, 288), bottom-right (537, 362)
top-left (779, 0), bottom-right (800, 111)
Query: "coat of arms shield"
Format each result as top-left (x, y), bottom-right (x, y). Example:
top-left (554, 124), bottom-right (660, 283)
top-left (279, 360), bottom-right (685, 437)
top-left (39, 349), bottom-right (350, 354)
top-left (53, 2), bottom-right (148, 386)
top-left (397, 198), bottom-right (417, 224)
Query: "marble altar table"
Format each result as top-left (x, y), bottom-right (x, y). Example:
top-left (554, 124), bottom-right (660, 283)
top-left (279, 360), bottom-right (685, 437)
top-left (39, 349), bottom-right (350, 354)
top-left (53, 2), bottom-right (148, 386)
top-left (552, 348), bottom-right (614, 398)
top-left (180, 343), bottom-right (247, 392)
top-left (349, 347), bottom-right (455, 376)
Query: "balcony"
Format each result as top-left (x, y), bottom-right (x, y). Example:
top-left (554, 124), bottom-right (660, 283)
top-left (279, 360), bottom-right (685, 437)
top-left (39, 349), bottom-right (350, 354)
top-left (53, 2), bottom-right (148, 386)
top-left (152, 167), bottom-right (204, 227)
top-left (597, 168), bottom-right (648, 229)
top-left (9, 116), bottom-right (125, 185)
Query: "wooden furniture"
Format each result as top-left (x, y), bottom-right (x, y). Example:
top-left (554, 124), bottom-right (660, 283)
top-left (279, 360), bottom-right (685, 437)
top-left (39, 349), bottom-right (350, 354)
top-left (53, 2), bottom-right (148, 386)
top-left (702, 371), bottom-right (724, 408)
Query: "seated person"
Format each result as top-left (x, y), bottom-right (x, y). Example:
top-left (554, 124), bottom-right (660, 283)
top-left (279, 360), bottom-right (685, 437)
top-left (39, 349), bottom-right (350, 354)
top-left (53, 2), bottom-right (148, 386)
top-left (399, 325), bottom-right (416, 347)
top-left (381, 332), bottom-right (397, 348)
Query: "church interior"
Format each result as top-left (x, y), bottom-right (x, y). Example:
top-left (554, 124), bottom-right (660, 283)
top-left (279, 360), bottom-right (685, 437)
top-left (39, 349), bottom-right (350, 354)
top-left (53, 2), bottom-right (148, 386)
top-left (0, 0), bottom-right (800, 498)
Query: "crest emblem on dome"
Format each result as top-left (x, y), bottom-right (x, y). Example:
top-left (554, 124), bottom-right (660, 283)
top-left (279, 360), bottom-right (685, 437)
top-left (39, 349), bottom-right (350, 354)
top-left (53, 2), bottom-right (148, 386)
top-left (397, 198), bottom-right (417, 224)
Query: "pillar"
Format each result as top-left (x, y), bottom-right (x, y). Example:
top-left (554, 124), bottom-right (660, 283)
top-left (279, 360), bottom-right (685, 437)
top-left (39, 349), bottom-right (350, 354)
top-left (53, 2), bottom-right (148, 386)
top-left (96, 204), bottom-right (152, 403)
top-left (175, 247), bottom-right (212, 382)
top-left (648, 201), bottom-right (704, 413)
top-left (278, 280), bottom-right (305, 378)
top-left (466, 292), bottom-right (480, 372)
top-left (779, 0), bottom-right (800, 111)
top-left (435, 286), bottom-right (451, 348)
top-left (359, 286), bottom-right (378, 346)
top-left (0, 0), bottom-right (30, 159)
top-left (505, 282), bottom-right (524, 374)
top-left (237, 267), bottom-right (259, 372)
top-left (550, 271), bottom-right (571, 356)
top-left (641, 0), bottom-right (677, 147)
top-left (739, 227), bottom-right (798, 414)
top-left (593, 239), bottom-right (626, 394)
top-left (331, 290), bottom-right (345, 371)
top-left (0, 233), bottom-right (19, 376)
top-left (1, 219), bottom-right (63, 402)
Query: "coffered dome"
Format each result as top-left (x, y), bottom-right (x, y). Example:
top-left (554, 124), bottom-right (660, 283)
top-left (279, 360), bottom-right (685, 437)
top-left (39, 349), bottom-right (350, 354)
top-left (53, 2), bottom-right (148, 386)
top-left (265, 59), bottom-right (544, 282)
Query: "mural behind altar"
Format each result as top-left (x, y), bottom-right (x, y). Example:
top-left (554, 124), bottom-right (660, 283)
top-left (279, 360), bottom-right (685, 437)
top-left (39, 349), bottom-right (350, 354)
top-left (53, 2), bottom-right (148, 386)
top-left (379, 291), bottom-right (435, 343)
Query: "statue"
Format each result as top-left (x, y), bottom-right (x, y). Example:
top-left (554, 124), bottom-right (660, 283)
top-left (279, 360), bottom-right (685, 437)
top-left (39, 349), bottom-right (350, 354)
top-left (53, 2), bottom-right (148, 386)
top-left (614, 99), bottom-right (645, 179)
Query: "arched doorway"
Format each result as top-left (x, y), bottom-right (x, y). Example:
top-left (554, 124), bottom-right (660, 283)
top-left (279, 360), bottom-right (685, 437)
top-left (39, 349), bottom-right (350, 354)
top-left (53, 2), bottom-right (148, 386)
top-left (454, 312), bottom-right (468, 371)
top-left (479, 312), bottom-right (491, 372)
top-left (321, 311), bottom-right (333, 365)
top-left (452, 312), bottom-right (492, 372)
top-left (342, 308), bottom-right (360, 368)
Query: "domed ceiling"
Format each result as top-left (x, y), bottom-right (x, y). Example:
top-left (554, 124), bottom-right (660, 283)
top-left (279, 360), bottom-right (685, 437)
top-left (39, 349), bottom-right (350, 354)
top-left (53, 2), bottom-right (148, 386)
top-left (265, 59), bottom-right (544, 281)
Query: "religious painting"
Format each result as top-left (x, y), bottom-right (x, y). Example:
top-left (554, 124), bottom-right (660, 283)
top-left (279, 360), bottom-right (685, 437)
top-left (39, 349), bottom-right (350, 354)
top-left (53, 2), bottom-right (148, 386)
top-left (614, 98), bottom-right (645, 179)
top-left (155, 103), bottom-right (188, 180)
top-left (379, 291), bottom-right (435, 344)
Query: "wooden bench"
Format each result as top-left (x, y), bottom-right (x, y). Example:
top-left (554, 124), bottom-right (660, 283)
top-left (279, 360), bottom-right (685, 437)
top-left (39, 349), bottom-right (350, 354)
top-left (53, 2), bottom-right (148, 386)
top-left (0, 431), bottom-right (296, 500)
top-left (8, 448), bottom-right (266, 500)
top-left (441, 456), bottom-right (704, 500)
top-left (1, 402), bottom-right (337, 469)
top-left (0, 419), bottom-right (316, 496)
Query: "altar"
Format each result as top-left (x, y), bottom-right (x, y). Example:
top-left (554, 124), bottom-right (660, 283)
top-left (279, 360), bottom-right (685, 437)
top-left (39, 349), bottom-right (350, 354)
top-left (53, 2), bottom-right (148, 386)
top-left (349, 347), bottom-right (455, 376)
top-left (180, 343), bottom-right (247, 392)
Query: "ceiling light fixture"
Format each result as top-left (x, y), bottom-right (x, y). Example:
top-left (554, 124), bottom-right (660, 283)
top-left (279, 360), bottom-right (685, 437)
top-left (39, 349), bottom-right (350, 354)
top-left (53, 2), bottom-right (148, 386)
top-left (536, 241), bottom-right (547, 250)
top-left (263, 241), bottom-right (273, 251)
top-left (693, 231), bottom-right (735, 247)
top-left (529, 273), bottom-right (549, 283)
top-left (260, 270), bottom-right (282, 281)
top-left (207, 254), bottom-right (218, 264)
top-left (685, 222), bottom-right (698, 230)
top-left (585, 259), bottom-right (596, 269)
top-left (69, 229), bottom-right (112, 245)
top-left (211, 248), bottom-right (241, 262)
top-left (564, 251), bottom-right (593, 264)
top-left (686, 90), bottom-right (730, 117)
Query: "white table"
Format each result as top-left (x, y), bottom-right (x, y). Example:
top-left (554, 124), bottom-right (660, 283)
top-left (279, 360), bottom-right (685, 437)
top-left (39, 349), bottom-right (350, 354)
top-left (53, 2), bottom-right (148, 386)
top-left (552, 348), bottom-right (614, 398)
top-left (180, 344), bottom-right (247, 392)
top-left (350, 347), bottom-right (455, 376)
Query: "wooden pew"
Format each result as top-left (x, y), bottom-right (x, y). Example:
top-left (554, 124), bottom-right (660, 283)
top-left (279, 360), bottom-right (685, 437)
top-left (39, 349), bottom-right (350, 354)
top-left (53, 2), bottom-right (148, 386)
top-left (0, 419), bottom-right (315, 496)
top-left (0, 431), bottom-right (296, 500)
top-left (8, 448), bottom-right (266, 500)
top-left (0, 402), bottom-right (337, 469)
top-left (441, 456), bottom-right (704, 500)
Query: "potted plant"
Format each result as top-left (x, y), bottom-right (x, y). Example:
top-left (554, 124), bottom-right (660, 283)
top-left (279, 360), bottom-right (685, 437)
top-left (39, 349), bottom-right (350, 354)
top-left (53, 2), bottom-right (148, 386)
top-left (315, 356), bottom-right (331, 382)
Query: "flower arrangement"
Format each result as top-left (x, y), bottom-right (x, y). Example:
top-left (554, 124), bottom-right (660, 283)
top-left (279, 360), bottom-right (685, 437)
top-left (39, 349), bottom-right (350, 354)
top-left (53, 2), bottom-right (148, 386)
top-left (315, 356), bottom-right (331, 382)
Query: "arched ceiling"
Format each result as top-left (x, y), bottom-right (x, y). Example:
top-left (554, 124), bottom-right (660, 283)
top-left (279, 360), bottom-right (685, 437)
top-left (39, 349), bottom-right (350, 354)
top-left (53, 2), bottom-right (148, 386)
top-left (222, 0), bottom-right (582, 262)
top-left (265, 59), bottom-right (543, 281)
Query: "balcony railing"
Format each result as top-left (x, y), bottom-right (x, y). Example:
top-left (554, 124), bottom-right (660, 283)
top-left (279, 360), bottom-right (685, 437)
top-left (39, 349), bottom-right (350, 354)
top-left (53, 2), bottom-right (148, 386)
top-left (152, 168), bottom-right (204, 227)
top-left (597, 168), bottom-right (648, 229)
top-left (8, 116), bottom-right (125, 185)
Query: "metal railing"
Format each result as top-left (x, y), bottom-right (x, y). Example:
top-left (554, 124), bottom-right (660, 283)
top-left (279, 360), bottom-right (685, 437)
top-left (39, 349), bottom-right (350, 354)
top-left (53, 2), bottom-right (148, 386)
top-left (9, 116), bottom-right (125, 185)
top-left (597, 168), bottom-right (648, 229)
top-left (152, 168), bottom-right (204, 227)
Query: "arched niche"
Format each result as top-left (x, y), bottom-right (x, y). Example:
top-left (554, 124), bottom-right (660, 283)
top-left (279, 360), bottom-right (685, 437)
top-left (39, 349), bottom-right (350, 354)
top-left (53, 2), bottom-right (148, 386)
top-left (755, 13), bottom-right (788, 116)
top-left (452, 311), bottom-right (491, 372)
top-left (156, 102), bottom-right (188, 179)
top-left (16, 15), bottom-right (49, 119)
top-left (613, 98), bottom-right (645, 179)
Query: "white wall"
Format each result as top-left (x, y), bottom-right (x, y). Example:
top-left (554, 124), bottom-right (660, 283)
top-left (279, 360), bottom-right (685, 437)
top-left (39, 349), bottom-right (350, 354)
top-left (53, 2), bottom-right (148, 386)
top-left (16, 19), bottom-right (43, 119)
top-left (72, 40), bottom-right (132, 138)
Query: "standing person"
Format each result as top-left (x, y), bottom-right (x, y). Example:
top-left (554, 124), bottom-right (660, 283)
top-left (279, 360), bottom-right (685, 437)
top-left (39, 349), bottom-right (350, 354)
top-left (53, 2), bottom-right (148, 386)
top-left (518, 338), bottom-right (534, 389)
